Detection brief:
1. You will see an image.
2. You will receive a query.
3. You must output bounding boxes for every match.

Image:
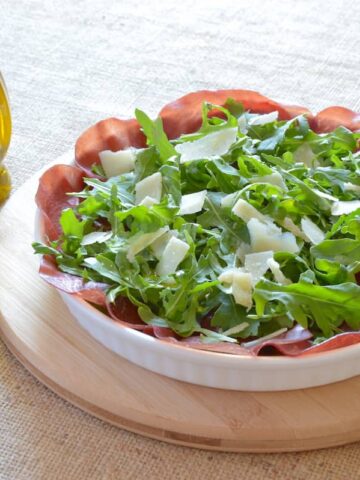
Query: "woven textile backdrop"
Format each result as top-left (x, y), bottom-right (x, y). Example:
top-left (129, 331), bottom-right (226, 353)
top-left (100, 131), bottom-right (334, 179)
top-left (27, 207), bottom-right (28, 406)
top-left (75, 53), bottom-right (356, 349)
top-left (1, 0), bottom-right (360, 479)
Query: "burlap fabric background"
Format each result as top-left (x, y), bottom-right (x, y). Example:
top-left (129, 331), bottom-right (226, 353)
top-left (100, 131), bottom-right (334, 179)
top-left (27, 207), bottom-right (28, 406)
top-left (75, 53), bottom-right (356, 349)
top-left (1, 0), bottom-right (360, 478)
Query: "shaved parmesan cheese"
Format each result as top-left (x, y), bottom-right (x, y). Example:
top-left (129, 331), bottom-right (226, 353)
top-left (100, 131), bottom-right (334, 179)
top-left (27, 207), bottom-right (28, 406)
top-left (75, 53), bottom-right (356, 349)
top-left (221, 192), bottom-right (238, 208)
top-left (218, 268), bottom-right (237, 284)
top-left (135, 172), bottom-right (162, 205)
top-left (222, 322), bottom-right (249, 336)
top-left (244, 251), bottom-right (273, 285)
top-left (241, 328), bottom-right (288, 349)
top-left (222, 251), bottom-right (288, 291)
top-left (179, 190), bottom-right (207, 215)
top-left (267, 258), bottom-right (291, 285)
top-left (99, 149), bottom-right (136, 177)
top-left (235, 242), bottom-right (252, 263)
top-left (250, 171), bottom-right (287, 191)
top-left (127, 227), bottom-right (169, 262)
top-left (301, 217), bottom-right (325, 245)
top-left (293, 143), bottom-right (317, 167)
top-left (151, 230), bottom-right (177, 259)
top-left (81, 231), bottom-right (112, 246)
top-left (331, 200), bottom-right (360, 216)
top-left (139, 196), bottom-right (157, 207)
top-left (231, 270), bottom-right (253, 309)
top-left (312, 189), bottom-right (337, 202)
top-left (247, 218), bottom-right (299, 253)
top-left (248, 111), bottom-right (278, 126)
top-left (280, 217), bottom-right (308, 241)
top-left (156, 237), bottom-right (190, 276)
top-left (175, 127), bottom-right (238, 163)
top-left (344, 183), bottom-right (360, 193)
top-left (232, 199), bottom-right (268, 223)
top-left (238, 116), bottom-right (248, 134)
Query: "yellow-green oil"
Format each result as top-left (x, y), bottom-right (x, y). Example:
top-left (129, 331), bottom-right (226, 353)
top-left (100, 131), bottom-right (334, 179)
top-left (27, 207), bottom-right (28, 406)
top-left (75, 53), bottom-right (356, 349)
top-left (0, 73), bottom-right (11, 203)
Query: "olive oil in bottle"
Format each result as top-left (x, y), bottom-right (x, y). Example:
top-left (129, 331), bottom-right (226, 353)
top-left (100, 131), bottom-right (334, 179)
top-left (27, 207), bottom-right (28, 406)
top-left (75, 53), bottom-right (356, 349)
top-left (0, 72), bottom-right (11, 203)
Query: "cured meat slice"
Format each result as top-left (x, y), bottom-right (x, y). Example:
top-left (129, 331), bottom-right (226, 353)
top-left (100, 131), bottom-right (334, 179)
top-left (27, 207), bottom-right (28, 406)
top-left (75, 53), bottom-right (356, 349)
top-left (106, 296), bottom-right (154, 333)
top-left (246, 325), bottom-right (313, 356)
top-left (311, 106), bottom-right (360, 133)
top-left (40, 256), bottom-right (107, 305)
top-left (299, 332), bottom-right (360, 356)
top-left (36, 164), bottom-right (84, 239)
top-left (75, 118), bottom-right (146, 176)
top-left (160, 89), bottom-right (312, 139)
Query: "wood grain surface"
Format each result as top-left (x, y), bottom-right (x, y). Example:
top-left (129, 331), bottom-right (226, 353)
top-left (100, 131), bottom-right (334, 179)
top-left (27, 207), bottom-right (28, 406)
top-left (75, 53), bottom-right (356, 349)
top-left (1, 165), bottom-right (360, 453)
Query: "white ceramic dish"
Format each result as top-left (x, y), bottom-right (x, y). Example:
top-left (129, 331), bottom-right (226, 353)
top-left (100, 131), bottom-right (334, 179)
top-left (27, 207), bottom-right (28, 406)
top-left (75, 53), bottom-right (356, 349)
top-left (34, 158), bottom-right (360, 392)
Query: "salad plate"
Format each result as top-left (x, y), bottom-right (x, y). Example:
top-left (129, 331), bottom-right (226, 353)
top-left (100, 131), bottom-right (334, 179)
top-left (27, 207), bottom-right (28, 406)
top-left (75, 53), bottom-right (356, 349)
top-left (33, 89), bottom-right (360, 391)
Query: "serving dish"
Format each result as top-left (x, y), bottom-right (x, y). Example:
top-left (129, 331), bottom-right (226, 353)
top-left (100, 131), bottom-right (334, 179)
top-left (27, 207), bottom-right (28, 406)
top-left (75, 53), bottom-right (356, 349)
top-left (34, 89), bottom-right (360, 390)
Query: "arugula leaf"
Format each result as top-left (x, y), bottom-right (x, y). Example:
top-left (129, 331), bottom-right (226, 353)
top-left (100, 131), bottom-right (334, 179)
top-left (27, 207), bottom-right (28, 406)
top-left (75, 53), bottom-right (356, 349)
top-left (78, 196), bottom-right (106, 218)
top-left (197, 192), bottom-right (248, 248)
top-left (257, 118), bottom-right (297, 152)
top-left (210, 292), bottom-right (258, 338)
top-left (177, 102), bottom-right (239, 144)
top-left (311, 239), bottom-right (360, 265)
top-left (282, 170), bottom-right (331, 212)
top-left (311, 167), bottom-right (360, 188)
top-left (134, 146), bottom-right (161, 182)
top-left (254, 279), bottom-right (360, 337)
top-left (60, 209), bottom-right (85, 238)
top-left (84, 176), bottom-right (134, 206)
top-left (115, 200), bottom-right (177, 234)
top-left (206, 158), bottom-right (247, 193)
top-left (180, 159), bottom-right (212, 192)
top-left (84, 255), bottom-right (121, 283)
top-left (314, 258), bottom-right (350, 285)
top-left (135, 109), bottom-right (177, 161)
top-left (159, 157), bottom-right (182, 204)
top-left (237, 155), bottom-right (273, 177)
top-left (32, 242), bottom-right (60, 256)
top-left (224, 98), bottom-right (245, 117)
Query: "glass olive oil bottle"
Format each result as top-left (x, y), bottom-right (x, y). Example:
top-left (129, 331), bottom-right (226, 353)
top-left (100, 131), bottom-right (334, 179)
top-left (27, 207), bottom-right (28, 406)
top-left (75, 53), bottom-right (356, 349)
top-left (0, 72), bottom-right (11, 203)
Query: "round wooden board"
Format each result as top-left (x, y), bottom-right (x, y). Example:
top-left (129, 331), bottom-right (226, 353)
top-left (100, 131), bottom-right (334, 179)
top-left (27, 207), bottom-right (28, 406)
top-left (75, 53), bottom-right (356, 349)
top-left (2, 160), bottom-right (360, 453)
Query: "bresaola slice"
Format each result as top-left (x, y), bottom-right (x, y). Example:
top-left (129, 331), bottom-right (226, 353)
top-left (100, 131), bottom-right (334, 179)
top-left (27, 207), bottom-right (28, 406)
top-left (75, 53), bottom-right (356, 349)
top-left (75, 118), bottom-right (146, 177)
top-left (35, 164), bottom-right (85, 240)
top-left (245, 325), bottom-right (313, 356)
top-left (40, 256), bottom-right (107, 305)
top-left (311, 106), bottom-right (360, 133)
top-left (35, 89), bottom-right (360, 357)
top-left (299, 332), bottom-right (360, 356)
top-left (159, 89), bottom-right (312, 140)
top-left (106, 297), bottom-right (198, 339)
top-left (106, 296), bottom-right (155, 334)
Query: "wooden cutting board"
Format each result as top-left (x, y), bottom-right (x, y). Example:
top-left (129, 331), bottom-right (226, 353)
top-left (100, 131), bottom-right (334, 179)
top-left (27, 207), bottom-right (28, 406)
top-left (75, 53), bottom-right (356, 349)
top-left (1, 159), bottom-right (360, 453)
